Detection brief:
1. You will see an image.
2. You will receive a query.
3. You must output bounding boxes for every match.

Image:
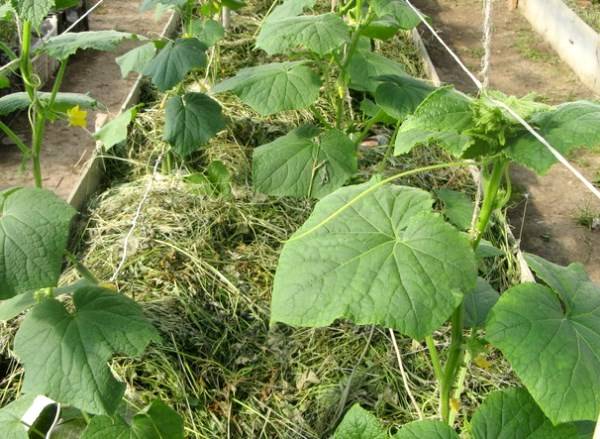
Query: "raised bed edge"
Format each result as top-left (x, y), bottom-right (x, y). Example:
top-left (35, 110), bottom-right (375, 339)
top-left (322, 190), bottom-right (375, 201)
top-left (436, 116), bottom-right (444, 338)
top-left (66, 11), bottom-right (180, 210)
top-left (518, 0), bottom-right (600, 95)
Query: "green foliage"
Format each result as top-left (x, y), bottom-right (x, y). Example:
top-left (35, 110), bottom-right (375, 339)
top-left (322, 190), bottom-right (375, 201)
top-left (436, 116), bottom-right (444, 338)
top-left (375, 74), bottom-right (436, 120)
top-left (0, 395), bottom-right (37, 439)
top-left (463, 277), bottom-right (498, 328)
top-left (371, 0), bottom-right (421, 30)
top-left (333, 404), bottom-right (388, 439)
top-left (509, 101), bottom-right (600, 174)
top-left (252, 126), bottom-right (357, 198)
top-left (486, 255), bottom-right (600, 423)
top-left (0, 91), bottom-right (97, 116)
top-left (191, 19), bottom-right (225, 46)
top-left (94, 106), bottom-right (140, 151)
top-left (10, 0), bottom-right (52, 28)
top-left (41, 31), bottom-right (140, 60)
top-left (256, 13), bottom-right (350, 56)
top-left (471, 388), bottom-right (585, 438)
top-left (271, 182), bottom-right (476, 339)
top-left (435, 188), bottom-right (473, 231)
top-left (347, 48), bottom-right (407, 93)
top-left (116, 43), bottom-right (157, 77)
top-left (184, 160), bottom-right (232, 196)
top-left (0, 188), bottom-right (75, 299)
top-left (82, 400), bottom-right (184, 438)
top-left (212, 62), bottom-right (321, 115)
top-left (163, 92), bottom-right (225, 156)
top-left (143, 38), bottom-right (208, 91)
top-left (14, 286), bottom-right (159, 415)
top-left (394, 420), bottom-right (459, 438)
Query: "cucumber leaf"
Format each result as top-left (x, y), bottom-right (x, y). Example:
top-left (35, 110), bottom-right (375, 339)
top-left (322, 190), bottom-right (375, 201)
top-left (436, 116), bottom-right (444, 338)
top-left (361, 16), bottom-right (401, 41)
top-left (164, 92), bottom-right (225, 156)
top-left (347, 48), bottom-right (406, 93)
top-left (0, 92), bottom-right (97, 116)
top-left (253, 126), bottom-right (357, 199)
top-left (264, 0), bottom-right (316, 22)
top-left (271, 183), bottom-right (477, 339)
top-left (143, 38), bottom-right (207, 91)
top-left (464, 277), bottom-right (499, 328)
top-left (41, 31), bottom-right (140, 60)
top-left (191, 19), bottom-right (225, 46)
top-left (394, 87), bottom-right (474, 156)
top-left (82, 400), bottom-right (183, 439)
top-left (14, 286), bottom-right (159, 415)
top-left (256, 13), bottom-right (350, 56)
top-left (94, 106), bottom-right (140, 151)
top-left (10, 0), bottom-right (52, 28)
top-left (0, 394), bottom-right (37, 439)
top-left (486, 255), bottom-right (600, 423)
top-left (115, 43), bottom-right (157, 78)
top-left (371, 0), bottom-right (421, 30)
top-left (333, 404), bottom-right (387, 439)
top-left (394, 420), bottom-right (459, 438)
top-left (375, 74), bottom-right (437, 120)
top-left (211, 61), bottom-right (321, 116)
top-left (508, 101), bottom-right (600, 175)
top-left (435, 188), bottom-right (473, 231)
top-left (471, 388), bottom-right (583, 438)
top-left (0, 188), bottom-right (75, 299)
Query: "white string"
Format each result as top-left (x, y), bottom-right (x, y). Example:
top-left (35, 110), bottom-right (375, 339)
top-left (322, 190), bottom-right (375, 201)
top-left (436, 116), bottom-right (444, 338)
top-left (481, 0), bottom-right (493, 88)
top-left (110, 151), bottom-right (164, 282)
top-left (404, 0), bottom-right (600, 203)
top-left (1, 0), bottom-right (109, 75)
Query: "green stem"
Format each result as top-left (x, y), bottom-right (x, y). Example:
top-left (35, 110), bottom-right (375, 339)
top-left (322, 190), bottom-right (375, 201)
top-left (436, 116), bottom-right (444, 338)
top-left (425, 336), bottom-right (443, 386)
top-left (472, 158), bottom-right (508, 248)
top-left (354, 110), bottom-right (384, 148)
top-left (375, 120), bottom-right (401, 174)
top-left (448, 332), bottom-right (475, 425)
top-left (31, 112), bottom-right (46, 188)
top-left (440, 304), bottom-right (464, 423)
top-left (0, 121), bottom-right (30, 156)
top-left (19, 20), bottom-right (34, 100)
top-left (47, 61), bottom-right (68, 113)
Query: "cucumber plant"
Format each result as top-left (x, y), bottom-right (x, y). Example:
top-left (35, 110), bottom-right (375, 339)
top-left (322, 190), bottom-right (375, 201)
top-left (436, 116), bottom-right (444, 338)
top-left (112, 0), bottom-right (245, 168)
top-left (211, 0), bottom-right (423, 199)
top-left (0, 0), bottom-right (144, 187)
top-left (268, 66), bottom-right (600, 434)
top-left (0, 1), bottom-right (184, 435)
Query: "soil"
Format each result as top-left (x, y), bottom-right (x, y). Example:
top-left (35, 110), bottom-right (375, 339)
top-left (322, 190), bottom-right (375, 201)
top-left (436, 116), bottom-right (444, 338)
top-left (412, 0), bottom-right (600, 282)
top-left (0, 1), bottom-right (170, 200)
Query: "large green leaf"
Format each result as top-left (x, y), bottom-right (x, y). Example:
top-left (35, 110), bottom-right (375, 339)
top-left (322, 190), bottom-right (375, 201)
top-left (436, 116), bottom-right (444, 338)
top-left (486, 255), bottom-right (600, 423)
top-left (115, 43), bottom-right (157, 78)
top-left (253, 126), bottom-right (357, 199)
top-left (82, 400), bottom-right (183, 439)
top-left (14, 286), bottom-right (159, 415)
top-left (347, 49), bottom-right (406, 93)
top-left (435, 188), bottom-right (473, 231)
top-left (190, 19), bottom-right (225, 47)
top-left (393, 420), bottom-right (459, 438)
top-left (375, 74), bottom-right (437, 120)
top-left (371, 0), bottom-right (421, 29)
top-left (471, 388), bottom-right (584, 438)
top-left (256, 13), bottom-right (350, 56)
top-left (10, 0), bottom-right (52, 28)
top-left (333, 404), bottom-right (387, 439)
top-left (508, 101), bottom-right (600, 174)
top-left (271, 183), bottom-right (477, 339)
top-left (0, 188), bottom-right (75, 299)
top-left (264, 0), bottom-right (316, 22)
top-left (212, 62), bottom-right (321, 116)
top-left (0, 92), bottom-right (97, 116)
top-left (163, 92), bottom-right (225, 156)
top-left (41, 31), bottom-right (139, 60)
top-left (94, 106), bottom-right (140, 151)
top-left (143, 38), bottom-right (207, 91)
top-left (0, 395), bottom-right (36, 439)
top-left (463, 277), bottom-right (498, 328)
top-left (394, 87), bottom-right (474, 156)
